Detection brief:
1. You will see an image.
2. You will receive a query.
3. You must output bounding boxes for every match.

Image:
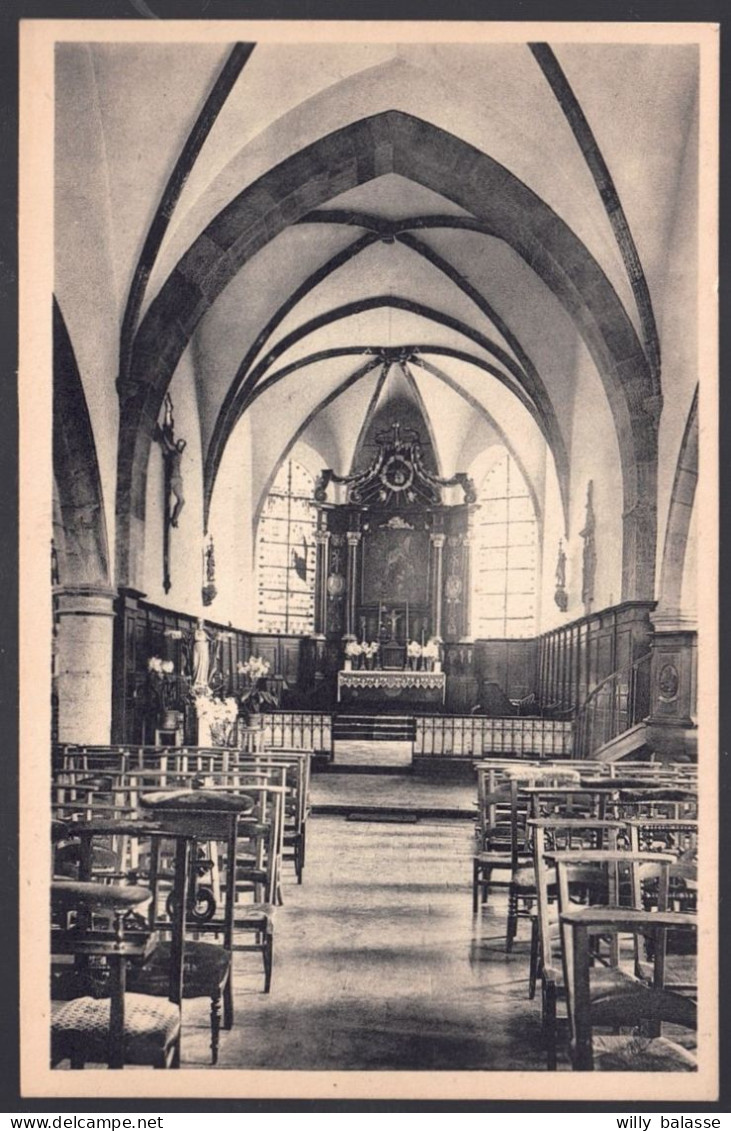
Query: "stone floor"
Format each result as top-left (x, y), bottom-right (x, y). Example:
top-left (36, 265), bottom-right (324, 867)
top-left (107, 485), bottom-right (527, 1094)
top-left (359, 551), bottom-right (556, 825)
top-left (332, 739), bottom-right (413, 767)
top-left (310, 771), bottom-right (475, 815)
top-left (181, 813), bottom-right (553, 1071)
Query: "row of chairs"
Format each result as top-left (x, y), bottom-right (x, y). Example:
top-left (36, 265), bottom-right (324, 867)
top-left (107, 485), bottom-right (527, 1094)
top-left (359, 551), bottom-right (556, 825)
top-left (51, 744), bottom-right (313, 1068)
top-left (472, 759), bottom-right (698, 1071)
top-left (54, 744), bottom-right (312, 888)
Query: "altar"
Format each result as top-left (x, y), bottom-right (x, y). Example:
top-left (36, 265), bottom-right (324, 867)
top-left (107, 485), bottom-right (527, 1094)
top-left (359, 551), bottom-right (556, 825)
top-left (337, 669), bottom-right (446, 707)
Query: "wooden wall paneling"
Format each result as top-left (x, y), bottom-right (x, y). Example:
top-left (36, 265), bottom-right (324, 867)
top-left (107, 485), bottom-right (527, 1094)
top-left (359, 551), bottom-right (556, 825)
top-left (596, 628), bottom-right (614, 688)
top-left (280, 637), bottom-right (302, 686)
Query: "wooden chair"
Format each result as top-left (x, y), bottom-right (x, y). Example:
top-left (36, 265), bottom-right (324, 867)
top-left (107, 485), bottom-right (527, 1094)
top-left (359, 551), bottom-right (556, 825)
top-left (559, 906), bottom-right (697, 1071)
top-left (529, 819), bottom-right (626, 1069)
top-left (625, 818), bottom-right (698, 989)
top-left (125, 789), bottom-right (255, 1064)
top-left (51, 874), bottom-right (184, 1069)
top-left (472, 777), bottom-right (529, 923)
top-left (551, 850), bottom-right (686, 1069)
top-left (137, 773), bottom-right (284, 994)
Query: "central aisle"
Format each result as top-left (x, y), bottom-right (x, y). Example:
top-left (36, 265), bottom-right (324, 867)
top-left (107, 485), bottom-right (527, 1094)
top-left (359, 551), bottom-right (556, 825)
top-left (182, 815), bottom-right (550, 1071)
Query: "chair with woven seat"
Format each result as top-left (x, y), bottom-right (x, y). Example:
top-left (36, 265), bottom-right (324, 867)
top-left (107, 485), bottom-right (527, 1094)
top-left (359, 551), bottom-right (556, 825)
top-left (472, 777), bottom-right (527, 918)
top-left (231, 779), bottom-right (285, 992)
top-left (51, 879), bottom-right (182, 1069)
top-left (548, 849), bottom-right (682, 1069)
top-left (559, 906), bottom-right (697, 1071)
top-left (155, 771), bottom-right (283, 992)
top-left (125, 788), bottom-right (255, 1064)
top-left (625, 818), bottom-right (698, 990)
top-left (528, 819), bottom-right (627, 1068)
top-left (52, 994), bottom-right (181, 1069)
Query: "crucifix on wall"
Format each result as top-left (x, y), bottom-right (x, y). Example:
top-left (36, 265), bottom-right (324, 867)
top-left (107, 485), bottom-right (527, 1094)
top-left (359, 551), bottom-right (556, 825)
top-left (154, 392), bottom-right (187, 594)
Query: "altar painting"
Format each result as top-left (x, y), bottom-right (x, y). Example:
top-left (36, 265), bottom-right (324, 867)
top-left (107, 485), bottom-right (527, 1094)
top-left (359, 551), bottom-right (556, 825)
top-left (362, 527), bottom-right (429, 605)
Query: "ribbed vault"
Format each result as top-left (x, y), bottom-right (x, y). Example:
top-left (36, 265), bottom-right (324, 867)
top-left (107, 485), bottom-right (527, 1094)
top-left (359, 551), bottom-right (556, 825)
top-left (115, 109), bottom-right (661, 603)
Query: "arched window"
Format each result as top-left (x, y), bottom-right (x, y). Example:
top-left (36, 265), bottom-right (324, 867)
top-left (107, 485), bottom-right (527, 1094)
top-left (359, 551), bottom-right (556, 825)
top-left (472, 450), bottom-right (538, 638)
top-left (256, 459), bottom-right (317, 634)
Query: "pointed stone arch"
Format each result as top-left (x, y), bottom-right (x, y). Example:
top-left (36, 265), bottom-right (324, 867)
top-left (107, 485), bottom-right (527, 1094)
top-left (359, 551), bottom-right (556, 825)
top-left (117, 109), bottom-right (659, 602)
top-left (658, 388), bottom-right (698, 617)
top-left (54, 298), bottom-right (111, 588)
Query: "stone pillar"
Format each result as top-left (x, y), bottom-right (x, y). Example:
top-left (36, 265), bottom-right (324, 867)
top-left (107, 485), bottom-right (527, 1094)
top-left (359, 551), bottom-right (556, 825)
top-left (314, 530), bottom-right (331, 635)
top-left (430, 533), bottom-right (446, 639)
top-left (55, 585), bottom-right (116, 744)
top-left (645, 611), bottom-right (697, 762)
top-left (345, 532), bottom-right (361, 638)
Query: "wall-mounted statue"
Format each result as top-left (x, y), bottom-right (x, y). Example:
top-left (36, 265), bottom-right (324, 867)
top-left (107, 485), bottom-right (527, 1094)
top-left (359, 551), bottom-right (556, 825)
top-left (554, 539), bottom-right (568, 612)
top-left (202, 533), bottom-right (217, 606)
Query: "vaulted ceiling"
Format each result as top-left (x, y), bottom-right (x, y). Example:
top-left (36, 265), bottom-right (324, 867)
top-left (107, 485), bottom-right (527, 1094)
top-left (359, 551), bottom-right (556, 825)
top-left (54, 37), bottom-right (699, 598)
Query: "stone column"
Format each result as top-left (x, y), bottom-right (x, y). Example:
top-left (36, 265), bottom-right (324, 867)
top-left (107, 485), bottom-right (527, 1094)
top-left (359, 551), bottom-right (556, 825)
top-left (430, 533), bottom-right (446, 639)
top-left (55, 585), bottom-right (116, 744)
top-left (313, 529), bottom-right (331, 635)
top-left (345, 532), bottom-right (361, 638)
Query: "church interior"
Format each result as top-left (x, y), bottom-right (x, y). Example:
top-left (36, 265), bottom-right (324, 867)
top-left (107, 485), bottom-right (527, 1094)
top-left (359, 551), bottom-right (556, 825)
top-left (47, 33), bottom-right (705, 1079)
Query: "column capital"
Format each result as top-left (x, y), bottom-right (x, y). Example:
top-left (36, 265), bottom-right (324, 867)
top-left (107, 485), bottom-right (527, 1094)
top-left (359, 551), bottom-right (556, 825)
top-left (430, 533), bottom-right (446, 549)
top-left (346, 531), bottom-right (362, 548)
top-left (650, 610), bottom-right (698, 634)
top-left (55, 585), bottom-right (117, 618)
top-left (314, 530), bottom-right (331, 546)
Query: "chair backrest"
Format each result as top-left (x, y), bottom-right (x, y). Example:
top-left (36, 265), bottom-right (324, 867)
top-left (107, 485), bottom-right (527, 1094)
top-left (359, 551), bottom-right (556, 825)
top-left (552, 850), bottom-right (676, 1036)
top-left (529, 819), bottom-right (625, 976)
top-left (559, 906), bottom-right (697, 1070)
top-left (234, 781), bottom-right (285, 904)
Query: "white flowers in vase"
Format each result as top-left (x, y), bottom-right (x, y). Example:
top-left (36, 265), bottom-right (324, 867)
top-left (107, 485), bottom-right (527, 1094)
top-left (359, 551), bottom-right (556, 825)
top-left (236, 656), bottom-right (277, 716)
top-left (237, 656), bottom-right (271, 682)
top-left (194, 691), bottom-right (240, 746)
top-left (421, 636), bottom-right (443, 672)
top-left (148, 655), bottom-right (178, 712)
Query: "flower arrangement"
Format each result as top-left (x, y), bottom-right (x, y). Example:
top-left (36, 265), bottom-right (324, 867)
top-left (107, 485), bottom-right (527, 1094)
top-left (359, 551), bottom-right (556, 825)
top-left (193, 693), bottom-right (239, 725)
top-left (193, 691), bottom-right (239, 746)
top-left (344, 640), bottom-right (363, 658)
top-left (422, 637), bottom-right (442, 660)
top-left (147, 656), bottom-right (178, 711)
top-left (236, 657), bottom-right (277, 715)
top-left (407, 641), bottom-right (423, 658)
top-left (237, 656), bottom-right (271, 682)
top-left (362, 641), bottom-right (380, 658)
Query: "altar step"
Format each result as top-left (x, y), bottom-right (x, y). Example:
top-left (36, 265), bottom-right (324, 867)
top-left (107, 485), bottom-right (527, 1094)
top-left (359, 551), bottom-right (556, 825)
top-left (332, 714), bottom-right (416, 743)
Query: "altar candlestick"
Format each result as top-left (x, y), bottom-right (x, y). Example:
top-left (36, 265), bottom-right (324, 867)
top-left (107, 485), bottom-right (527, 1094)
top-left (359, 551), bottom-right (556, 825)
top-left (405, 601), bottom-right (409, 643)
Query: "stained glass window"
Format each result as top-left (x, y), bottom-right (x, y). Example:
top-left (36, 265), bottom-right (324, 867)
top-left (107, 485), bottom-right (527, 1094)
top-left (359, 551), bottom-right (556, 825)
top-left (256, 460), bottom-right (317, 634)
top-left (473, 450), bottom-right (537, 638)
